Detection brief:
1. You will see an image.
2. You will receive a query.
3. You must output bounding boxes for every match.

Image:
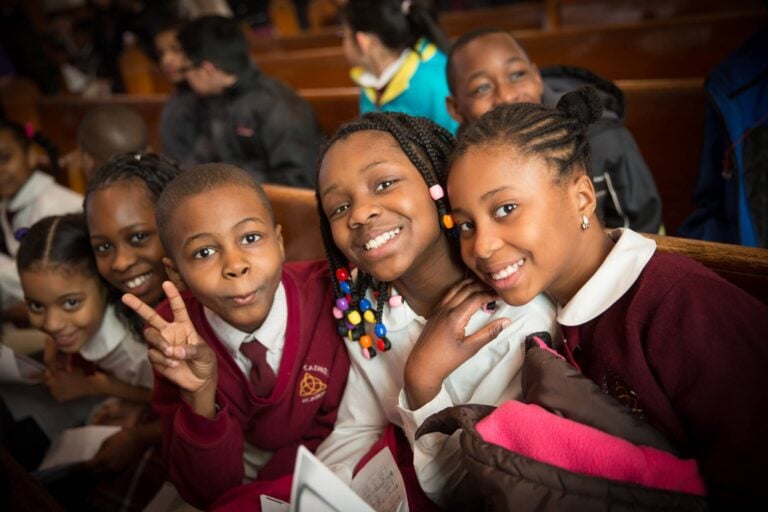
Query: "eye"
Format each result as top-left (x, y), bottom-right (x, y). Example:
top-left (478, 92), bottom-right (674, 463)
top-left (374, 179), bottom-right (397, 192)
top-left (63, 299), bottom-right (81, 311)
top-left (193, 247), bottom-right (217, 259)
top-left (508, 70), bottom-right (526, 81)
top-left (241, 233), bottom-right (262, 244)
top-left (130, 232), bottom-right (150, 244)
top-left (457, 220), bottom-right (475, 233)
top-left (93, 242), bottom-right (112, 253)
top-left (26, 301), bottom-right (43, 314)
top-left (471, 82), bottom-right (492, 96)
top-left (329, 203), bottom-right (349, 218)
top-left (494, 204), bottom-right (517, 219)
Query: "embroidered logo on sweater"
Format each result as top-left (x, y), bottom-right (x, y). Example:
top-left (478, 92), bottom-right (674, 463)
top-left (601, 370), bottom-right (646, 419)
top-left (299, 372), bottom-right (327, 398)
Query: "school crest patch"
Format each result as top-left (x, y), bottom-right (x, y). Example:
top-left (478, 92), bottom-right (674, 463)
top-left (299, 372), bottom-right (327, 398)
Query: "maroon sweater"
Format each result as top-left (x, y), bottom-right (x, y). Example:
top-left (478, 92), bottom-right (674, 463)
top-left (559, 253), bottom-right (768, 507)
top-left (152, 260), bottom-right (350, 509)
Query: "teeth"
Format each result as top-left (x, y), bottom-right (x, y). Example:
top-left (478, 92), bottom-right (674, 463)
top-left (364, 228), bottom-right (401, 251)
top-left (125, 273), bottom-right (151, 290)
top-left (490, 259), bottom-right (525, 281)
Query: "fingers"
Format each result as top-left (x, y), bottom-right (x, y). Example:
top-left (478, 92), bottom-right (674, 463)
top-left (462, 318), bottom-right (512, 351)
top-left (122, 293), bottom-right (168, 330)
top-left (442, 288), bottom-right (500, 332)
top-left (162, 281), bottom-right (193, 325)
top-left (441, 279), bottom-right (497, 311)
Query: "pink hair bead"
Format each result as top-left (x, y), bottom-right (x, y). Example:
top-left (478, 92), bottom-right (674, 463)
top-left (362, 347), bottom-right (372, 360)
top-left (388, 294), bottom-right (403, 308)
top-left (429, 184), bottom-right (444, 201)
top-left (332, 307), bottom-right (343, 319)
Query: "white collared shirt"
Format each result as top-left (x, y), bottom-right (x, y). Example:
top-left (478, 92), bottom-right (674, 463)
top-left (314, 284), bottom-right (557, 505)
top-left (558, 229), bottom-right (656, 325)
top-left (78, 304), bottom-right (153, 389)
top-left (1, 171), bottom-right (83, 303)
top-left (355, 48), bottom-right (410, 90)
top-left (203, 282), bottom-right (287, 378)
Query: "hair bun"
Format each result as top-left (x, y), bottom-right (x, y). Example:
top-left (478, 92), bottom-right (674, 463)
top-left (556, 86), bottom-right (603, 127)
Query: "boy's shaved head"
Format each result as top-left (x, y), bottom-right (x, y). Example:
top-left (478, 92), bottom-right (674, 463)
top-left (78, 105), bottom-right (149, 164)
top-left (156, 163), bottom-right (274, 256)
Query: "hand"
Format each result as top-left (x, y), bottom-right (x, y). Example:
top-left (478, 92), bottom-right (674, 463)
top-left (122, 281), bottom-right (218, 417)
top-left (44, 367), bottom-right (97, 402)
top-left (85, 428), bottom-right (146, 474)
top-left (90, 398), bottom-right (146, 428)
top-left (404, 279), bottom-right (511, 409)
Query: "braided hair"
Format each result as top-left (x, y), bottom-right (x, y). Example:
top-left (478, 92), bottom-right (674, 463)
top-left (17, 214), bottom-right (98, 277)
top-left (315, 112), bottom-right (455, 358)
top-left (0, 119), bottom-right (61, 178)
top-left (452, 86), bottom-right (603, 181)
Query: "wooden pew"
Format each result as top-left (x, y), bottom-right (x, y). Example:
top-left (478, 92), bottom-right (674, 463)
top-left (35, 78), bottom-right (705, 234)
top-left (252, 11), bottom-right (767, 89)
top-left (262, 181), bottom-right (768, 306)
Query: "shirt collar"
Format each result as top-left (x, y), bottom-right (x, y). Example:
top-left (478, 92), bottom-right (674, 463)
top-left (204, 282), bottom-right (287, 353)
top-left (79, 304), bottom-right (128, 361)
top-left (557, 229), bottom-right (656, 326)
top-left (4, 171), bottom-right (53, 212)
top-left (354, 48), bottom-right (411, 90)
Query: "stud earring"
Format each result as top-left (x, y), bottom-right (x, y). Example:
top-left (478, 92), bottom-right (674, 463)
top-left (580, 215), bottom-right (590, 231)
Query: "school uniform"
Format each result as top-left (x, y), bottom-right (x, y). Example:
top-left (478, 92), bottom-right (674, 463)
top-left (78, 304), bottom-right (153, 389)
top-left (353, 38), bottom-right (459, 134)
top-left (0, 171), bottom-right (82, 303)
top-left (152, 260), bottom-right (349, 509)
top-left (557, 228), bottom-right (768, 507)
top-left (314, 287), bottom-right (556, 506)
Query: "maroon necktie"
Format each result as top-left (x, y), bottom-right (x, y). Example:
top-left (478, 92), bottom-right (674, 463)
top-left (239, 339), bottom-right (276, 397)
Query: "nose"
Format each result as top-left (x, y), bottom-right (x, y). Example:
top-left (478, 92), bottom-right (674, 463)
top-left (494, 82), bottom-right (517, 106)
top-left (43, 309), bottom-right (65, 335)
top-left (472, 224), bottom-right (504, 260)
top-left (348, 200), bottom-right (381, 228)
top-left (111, 245), bottom-right (137, 273)
top-left (222, 249), bottom-right (250, 279)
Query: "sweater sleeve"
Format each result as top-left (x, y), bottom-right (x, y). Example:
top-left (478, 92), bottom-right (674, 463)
top-left (152, 375), bottom-right (246, 509)
top-left (644, 275), bottom-right (768, 506)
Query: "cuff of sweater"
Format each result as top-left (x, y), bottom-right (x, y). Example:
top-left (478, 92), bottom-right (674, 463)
top-left (396, 386), bottom-right (453, 451)
top-left (175, 393), bottom-right (230, 446)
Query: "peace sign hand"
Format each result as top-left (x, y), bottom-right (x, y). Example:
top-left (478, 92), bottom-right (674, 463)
top-left (122, 281), bottom-right (218, 417)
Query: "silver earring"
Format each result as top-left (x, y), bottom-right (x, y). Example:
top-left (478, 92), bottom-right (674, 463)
top-left (580, 215), bottom-right (590, 231)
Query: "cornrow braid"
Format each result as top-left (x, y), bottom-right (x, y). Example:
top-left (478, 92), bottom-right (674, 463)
top-left (315, 111), bottom-right (455, 359)
top-left (17, 213), bottom-right (98, 278)
top-left (452, 86), bottom-right (603, 181)
top-left (0, 120), bottom-right (61, 177)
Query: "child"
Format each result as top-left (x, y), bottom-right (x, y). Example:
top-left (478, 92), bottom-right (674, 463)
top-left (341, 0), bottom-right (458, 134)
top-left (446, 87), bottom-right (768, 507)
top-left (313, 112), bottom-right (556, 507)
top-left (176, 15), bottom-right (322, 188)
top-left (77, 104), bottom-right (149, 180)
top-left (122, 163), bottom-right (350, 509)
top-left (445, 28), bottom-right (662, 234)
top-left (0, 120), bottom-right (82, 323)
top-left (84, 152), bottom-right (183, 310)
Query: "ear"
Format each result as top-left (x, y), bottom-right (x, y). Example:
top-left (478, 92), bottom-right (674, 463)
top-left (573, 173), bottom-right (597, 218)
top-left (162, 256), bottom-right (187, 292)
top-left (446, 95), bottom-right (465, 124)
top-left (354, 31), bottom-right (373, 54)
top-left (274, 224), bottom-right (286, 264)
top-left (531, 62), bottom-right (544, 98)
top-left (80, 150), bottom-right (95, 180)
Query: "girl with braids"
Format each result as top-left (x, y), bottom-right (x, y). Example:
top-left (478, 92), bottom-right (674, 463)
top-left (341, 0), bottom-right (458, 134)
top-left (447, 87), bottom-right (768, 507)
top-left (314, 112), bottom-right (555, 507)
top-left (0, 119), bottom-right (82, 321)
top-left (84, 152), bottom-right (183, 310)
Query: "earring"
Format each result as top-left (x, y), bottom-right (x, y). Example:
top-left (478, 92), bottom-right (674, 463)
top-left (580, 215), bottom-right (590, 231)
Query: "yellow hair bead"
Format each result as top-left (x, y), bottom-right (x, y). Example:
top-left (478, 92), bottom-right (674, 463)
top-left (442, 213), bottom-right (455, 229)
top-left (359, 335), bottom-right (373, 348)
top-left (363, 310), bottom-right (376, 324)
top-left (347, 310), bottom-right (362, 325)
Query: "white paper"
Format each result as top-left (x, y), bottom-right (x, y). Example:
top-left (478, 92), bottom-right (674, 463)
top-left (261, 495), bottom-right (290, 512)
top-left (290, 445), bottom-right (375, 512)
top-left (38, 425), bottom-right (122, 470)
top-left (350, 448), bottom-right (408, 512)
top-left (0, 343), bottom-right (45, 384)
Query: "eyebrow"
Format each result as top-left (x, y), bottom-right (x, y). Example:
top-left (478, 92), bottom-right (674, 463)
top-left (182, 216), bottom-right (268, 249)
top-left (465, 57), bottom-right (526, 84)
top-left (451, 185), bottom-right (516, 216)
top-left (320, 159), bottom-right (387, 200)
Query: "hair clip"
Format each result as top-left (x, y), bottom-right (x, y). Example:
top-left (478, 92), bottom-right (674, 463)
top-left (24, 122), bottom-right (35, 139)
top-left (14, 227), bottom-right (29, 242)
top-left (134, 153), bottom-right (142, 161)
top-left (401, 0), bottom-right (412, 15)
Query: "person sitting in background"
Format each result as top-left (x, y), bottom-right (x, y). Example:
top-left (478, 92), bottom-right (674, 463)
top-left (446, 28), bottom-right (662, 234)
top-left (176, 15), bottom-right (322, 188)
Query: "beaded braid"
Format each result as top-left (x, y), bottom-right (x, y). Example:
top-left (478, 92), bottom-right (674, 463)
top-left (0, 120), bottom-right (61, 177)
top-left (315, 112), bottom-right (455, 359)
top-left (452, 86), bottom-right (603, 181)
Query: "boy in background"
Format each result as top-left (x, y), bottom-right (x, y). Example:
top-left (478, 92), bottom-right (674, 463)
top-left (123, 163), bottom-right (348, 509)
top-left (446, 28), bottom-right (662, 234)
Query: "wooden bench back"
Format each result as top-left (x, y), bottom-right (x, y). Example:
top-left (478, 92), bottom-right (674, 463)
top-left (252, 11), bottom-right (767, 89)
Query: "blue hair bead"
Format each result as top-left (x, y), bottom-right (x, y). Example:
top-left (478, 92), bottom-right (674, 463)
top-left (340, 281), bottom-right (351, 294)
top-left (14, 227), bottom-right (29, 242)
top-left (359, 298), bottom-right (372, 311)
top-left (374, 323), bottom-right (387, 338)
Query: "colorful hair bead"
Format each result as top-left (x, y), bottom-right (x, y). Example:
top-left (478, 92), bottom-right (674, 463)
top-left (332, 307), bottom-right (344, 319)
top-left (359, 335), bottom-right (373, 348)
top-left (362, 347), bottom-right (372, 359)
top-left (482, 301), bottom-right (497, 313)
top-left (363, 310), bottom-right (376, 324)
top-left (336, 297), bottom-right (350, 311)
top-left (337, 325), bottom-right (347, 336)
top-left (358, 298), bottom-right (372, 311)
top-left (374, 323), bottom-right (387, 338)
top-left (340, 281), bottom-right (352, 294)
top-left (442, 213), bottom-right (455, 229)
top-left (335, 268), bottom-right (350, 281)
top-left (347, 310), bottom-right (362, 325)
top-left (429, 184), bottom-right (444, 201)
top-left (389, 294), bottom-right (403, 308)
top-left (345, 320), bottom-right (356, 330)
top-left (377, 337), bottom-right (392, 351)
